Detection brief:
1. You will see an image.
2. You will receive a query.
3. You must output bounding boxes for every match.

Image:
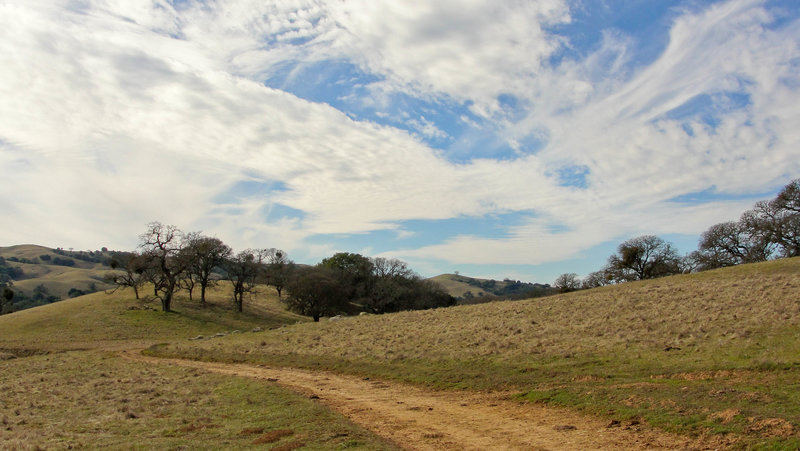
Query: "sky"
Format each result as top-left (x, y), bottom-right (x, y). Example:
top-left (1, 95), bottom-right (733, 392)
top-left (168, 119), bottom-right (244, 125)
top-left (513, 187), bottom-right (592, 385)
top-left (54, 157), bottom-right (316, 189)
top-left (1, 0), bottom-right (799, 284)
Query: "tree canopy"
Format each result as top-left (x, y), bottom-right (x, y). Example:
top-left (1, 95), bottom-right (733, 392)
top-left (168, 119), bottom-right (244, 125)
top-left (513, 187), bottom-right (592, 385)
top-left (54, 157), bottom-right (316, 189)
top-left (605, 235), bottom-right (682, 282)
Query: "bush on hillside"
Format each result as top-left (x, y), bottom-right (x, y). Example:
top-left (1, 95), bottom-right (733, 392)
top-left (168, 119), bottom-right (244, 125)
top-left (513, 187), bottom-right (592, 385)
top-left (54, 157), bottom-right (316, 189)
top-left (0, 259), bottom-right (24, 283)
top-left (52, 257), bottom-right (76, 267)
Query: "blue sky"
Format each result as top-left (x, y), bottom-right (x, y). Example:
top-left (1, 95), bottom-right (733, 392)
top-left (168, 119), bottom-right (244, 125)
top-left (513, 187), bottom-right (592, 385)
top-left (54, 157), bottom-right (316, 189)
top-left (1, 0), bottom-right (799, 285)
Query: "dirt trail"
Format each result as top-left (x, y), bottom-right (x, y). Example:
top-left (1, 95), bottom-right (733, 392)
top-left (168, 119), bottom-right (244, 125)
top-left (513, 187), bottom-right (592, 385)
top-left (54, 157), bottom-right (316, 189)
top-left (121, 351), bottom-right (711, 450)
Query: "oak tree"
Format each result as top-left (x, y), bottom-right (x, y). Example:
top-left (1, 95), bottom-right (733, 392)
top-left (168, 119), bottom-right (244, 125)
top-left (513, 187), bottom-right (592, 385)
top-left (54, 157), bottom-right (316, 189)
top-left (138, 222), bottom-right (187, 312)
top-left (606, 235), bottom-right (681, 282)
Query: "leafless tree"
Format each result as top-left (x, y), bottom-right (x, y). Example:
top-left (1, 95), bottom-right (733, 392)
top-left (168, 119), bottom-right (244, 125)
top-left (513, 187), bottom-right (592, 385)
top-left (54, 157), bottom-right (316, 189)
top-left (261, 248), bottom-right (292, 299)
top-left (138, 222), bottom-right (187, 312)
top-left (553, 273), bottom-right (581, 293)
top-left (371, 257), bottom-right (414, 279)
top-left (742, 179), bottom-right (800, 257)
top-left (693, 220), bottom-right (772, 270)
top-left (581, 270), bottom-right (613, 289)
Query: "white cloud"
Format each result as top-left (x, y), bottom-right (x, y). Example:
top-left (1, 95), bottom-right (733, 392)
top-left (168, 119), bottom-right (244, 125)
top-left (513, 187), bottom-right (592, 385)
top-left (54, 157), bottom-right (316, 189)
top-left (406, 116), bottom-right (449, 141)
top-left (1, 0), bottom-right (799, 275)
top-left (168, 0), bottom-right (570, 114)
top-left (323, 0), bottom-right (570, 111)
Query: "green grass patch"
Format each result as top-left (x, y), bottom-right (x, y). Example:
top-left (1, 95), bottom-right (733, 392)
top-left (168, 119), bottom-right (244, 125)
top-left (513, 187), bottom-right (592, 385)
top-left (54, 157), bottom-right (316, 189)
top-left (0, 285), bottom-right (306, 352)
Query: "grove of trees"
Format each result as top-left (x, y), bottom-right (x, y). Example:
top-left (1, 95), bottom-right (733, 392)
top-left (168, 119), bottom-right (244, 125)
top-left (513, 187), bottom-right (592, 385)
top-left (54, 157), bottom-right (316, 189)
top-left (284, 253), bottom-right (454, 321)
top-left (560, 178), bottom-right (800, 290)
top-left (1, 283), bottom-right (14, 315)
top-left (105, 222), bottom-right (454, 320)
top-left (690, 178), bottom-right (799, 270)
top-left (10, 178), bottom-right (798, 315)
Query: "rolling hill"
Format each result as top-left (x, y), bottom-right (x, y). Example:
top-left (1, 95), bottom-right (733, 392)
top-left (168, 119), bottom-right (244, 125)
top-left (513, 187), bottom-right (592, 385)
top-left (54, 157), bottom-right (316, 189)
top-left (0, 244), bottom-right (548, 313)
top-left (149, 257), bottom-right (800, 449)
top-left (0, 244), bottom-right (117, 310)
top-left (429, 273), bottom-right (553, 302)
top-left (0, 286), bottom-right (397, 449)
top-left (2, 257), bottom-right (800, 448)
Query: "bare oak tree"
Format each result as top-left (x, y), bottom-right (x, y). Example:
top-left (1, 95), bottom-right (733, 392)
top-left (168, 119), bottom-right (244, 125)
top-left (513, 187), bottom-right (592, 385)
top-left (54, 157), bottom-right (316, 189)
top-left (742, 179), bottom-right (800, 257)
top-left (553, 273), bottom-right (581, 293)
top-left (139, 222), bottom-right (187, 312)
top-left (692, 221), bottom-right (772, 270)
top-left (261, 248), bottom-right (292, 299)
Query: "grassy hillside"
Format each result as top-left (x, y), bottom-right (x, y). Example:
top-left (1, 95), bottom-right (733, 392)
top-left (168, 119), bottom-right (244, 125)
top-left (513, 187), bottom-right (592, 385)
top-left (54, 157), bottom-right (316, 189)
top-left (0, 284), bottom-right (398, 449)
top-left (430, 273), bottom-right (552, 301)
top-left (0, 284), bottom-right (306, 352)
top-left (0, 244), bottom-right (116, 307)
top-left (4, 255), bottom-right (800, 447)
top-left (151, 258), bottom-right (800, 449)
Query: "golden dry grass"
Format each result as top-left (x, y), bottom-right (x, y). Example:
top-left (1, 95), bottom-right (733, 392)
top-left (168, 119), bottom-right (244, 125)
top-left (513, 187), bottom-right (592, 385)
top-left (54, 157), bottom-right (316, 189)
top-left (428, 274), bottom-right (490, 298)
top-left (0, 350), bottom-right (397, 450)
top-left (1, 244), bottom-right (66, 261)
top-left (169, 258), bottom-right (800, 366)
top-left (10, 265), bottom-right (113, 298)
top-left (429, 273), bottom-right (533, 299)
top-left (4, 256), bottom-right (800, 448)
top-left (0, 281), bottom-right (396, 450)
top-left (151, 258), bottom-right (800, 448)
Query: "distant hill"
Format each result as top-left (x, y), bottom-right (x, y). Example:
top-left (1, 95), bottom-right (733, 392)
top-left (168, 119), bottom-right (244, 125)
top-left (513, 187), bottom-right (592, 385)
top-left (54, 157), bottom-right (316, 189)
top-left (0, 244), bottom-right (117, 312)
top-left (429, 273), bottom-right (553, 303)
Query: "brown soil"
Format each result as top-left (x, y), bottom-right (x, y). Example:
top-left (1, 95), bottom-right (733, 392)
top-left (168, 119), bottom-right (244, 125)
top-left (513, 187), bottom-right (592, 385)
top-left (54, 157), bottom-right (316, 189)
top-left (121, 350), bottom-right (721, 450)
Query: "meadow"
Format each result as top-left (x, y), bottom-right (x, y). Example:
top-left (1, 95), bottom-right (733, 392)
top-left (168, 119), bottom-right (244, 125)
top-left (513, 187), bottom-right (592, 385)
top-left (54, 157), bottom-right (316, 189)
top-left (148, 258), bottom-right (800, 449)
top-left (0, 350), bottom-right (399, 450)
top-left (0, 286), bottom-right (397, 450)
top-left (2, 257), bottom-right (799, 449)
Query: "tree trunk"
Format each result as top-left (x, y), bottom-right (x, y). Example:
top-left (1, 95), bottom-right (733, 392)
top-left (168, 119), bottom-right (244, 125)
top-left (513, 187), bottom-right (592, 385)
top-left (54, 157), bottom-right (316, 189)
top-left (162, 292), bottom-right (172, 312)
top-left (200, 284), bottom-right (207, 305)
top-left (133, 285), bottom-right (139, 300)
